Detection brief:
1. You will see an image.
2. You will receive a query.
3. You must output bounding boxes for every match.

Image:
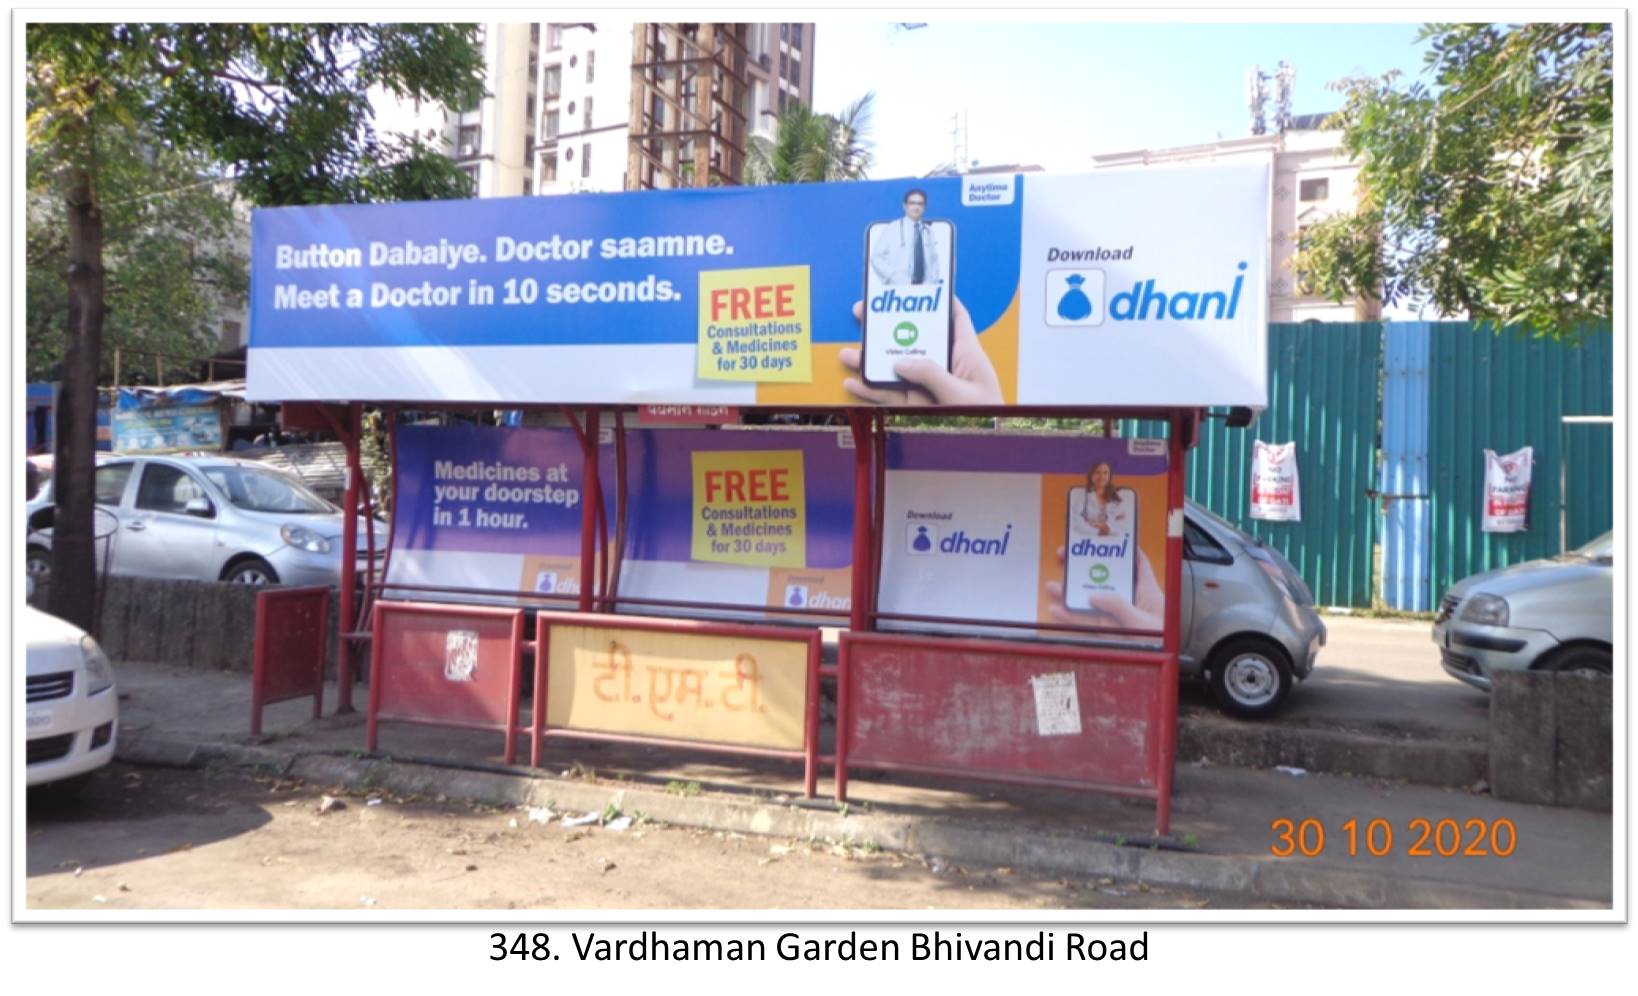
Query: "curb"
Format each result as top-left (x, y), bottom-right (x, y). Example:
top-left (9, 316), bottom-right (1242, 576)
top-left (116, 734), bottom-right (1603, 911)
top-left (1177, 714), bottom-right (1488, 789)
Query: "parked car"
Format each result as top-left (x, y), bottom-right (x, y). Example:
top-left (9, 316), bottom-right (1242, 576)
top-left (1432, 531), bottom-right (1613, 691)
top-left (1178, 501), bottom-right (1326, 718)
top-left (25, 593), bottom-right (118, 793)
top-left (26, 455), bottom-right (386, 587)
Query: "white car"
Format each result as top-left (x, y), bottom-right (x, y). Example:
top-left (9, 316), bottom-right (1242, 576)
top-left (1433, 531), bottom-right (1614, 690)
top-left (25, 602), bottom-right (119, 790)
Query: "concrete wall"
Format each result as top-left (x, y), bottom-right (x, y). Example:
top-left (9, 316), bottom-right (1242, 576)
top-left (1490, 670), bottom-right (1612, 810)
top-left (30, 576), bottom-right (339, 674)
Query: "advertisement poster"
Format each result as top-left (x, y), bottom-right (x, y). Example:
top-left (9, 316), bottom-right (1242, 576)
top-left (384, 424), bottom-right (854, 617)
top-left (111, 400), bottom-right (223, 453)
top-left (1482, 446), bottom-right (1533, 532)
top-left (1249, 440), bottom-right (1301, 521)
top-left (248, 167), bottom-right (1270, 409)
top-left (878, 432), bottom-right (1171, 640)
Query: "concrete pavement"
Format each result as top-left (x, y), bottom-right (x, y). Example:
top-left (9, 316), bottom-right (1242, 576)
top-left (104, 659), bottom-right (1614, 910)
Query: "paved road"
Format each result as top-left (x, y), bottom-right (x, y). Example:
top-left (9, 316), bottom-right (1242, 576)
top-left (1178, 614), bottom-right (1491, 740)
top-left (25, 763), bottom-right (1298, 911)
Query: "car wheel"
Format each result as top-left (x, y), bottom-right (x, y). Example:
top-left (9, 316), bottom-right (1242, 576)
top-left (26, 545), bottom-right (52, 583)
top-left (223, 558), bottom-right (279, 585)
top-left (1207, 637), bottom-right (1294, 719)
top-left (1535, 644), bottom-right (1613, 677)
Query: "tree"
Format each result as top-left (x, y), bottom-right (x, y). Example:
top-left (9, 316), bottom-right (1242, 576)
top-left (26, 128), bottom-right (247, 381)
top-left (27, 23), bottom-right (486, 630)
top-left (1294, 23), bottom-right (1612, 338)
top-left (744, 92), bottom-right (875, 184)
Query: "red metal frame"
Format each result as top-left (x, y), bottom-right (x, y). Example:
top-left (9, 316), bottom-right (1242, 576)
top-left (366, 600), bottom-right (527, 764)
top-left (530, 611), bottom-right (824, 797)
top-left (250, 585), bottom-right (331, 735)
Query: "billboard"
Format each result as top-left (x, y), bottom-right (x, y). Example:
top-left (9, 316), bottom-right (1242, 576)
top-left (879, 432), bottom-right (1171, 639)
top-left (384, 424), bottom-right (855, 616)
top-left (249, 167), bottom-right (1270, 408)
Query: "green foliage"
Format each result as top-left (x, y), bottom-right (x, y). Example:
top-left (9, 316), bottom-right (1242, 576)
top-left (26, 127), bottom-right (246, 379)
top-left (1294, 23), bottom-right (1612, 339)
top-left (744, 93), bottom-right (875, 184)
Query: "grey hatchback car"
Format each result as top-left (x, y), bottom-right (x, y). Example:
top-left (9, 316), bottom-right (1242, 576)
top-left (1177, 501), bottom-right (1326, 718)
top-left (26, 455), bottom-right (384, 587)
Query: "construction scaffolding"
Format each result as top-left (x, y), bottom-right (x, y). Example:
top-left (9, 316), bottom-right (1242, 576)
top-left (626, 23), bottom-right (751, 189)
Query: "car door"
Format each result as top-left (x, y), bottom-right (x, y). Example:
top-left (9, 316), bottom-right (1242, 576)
top-left (117, 461), bottom-right (221, 580)
top-left (84, 461), bottom-right (138, 574)
top-left (1180, 517), bottom-right (1238, 656)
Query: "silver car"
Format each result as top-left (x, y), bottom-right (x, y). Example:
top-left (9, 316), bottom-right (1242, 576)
top-left (1432, 531), bottom-right (1613, 690)
top-left (26, 455), bottom-right (384, 587)
top-left (1179, 501), bottom-right (1326, 718)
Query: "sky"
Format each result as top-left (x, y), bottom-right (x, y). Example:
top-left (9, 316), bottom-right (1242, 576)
top-left (809, 21), bottom-right (1437, 179)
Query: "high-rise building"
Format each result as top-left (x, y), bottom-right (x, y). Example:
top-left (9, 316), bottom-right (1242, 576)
top-left (371, 22), bottom-right (815, 198)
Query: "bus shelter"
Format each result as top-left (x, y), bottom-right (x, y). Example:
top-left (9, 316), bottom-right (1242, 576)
top-left (246, 166), bottom-right (1270, 835)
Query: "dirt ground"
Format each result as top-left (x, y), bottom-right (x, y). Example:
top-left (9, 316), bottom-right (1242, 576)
top-left (25, 762), bottom-right (1296, 911)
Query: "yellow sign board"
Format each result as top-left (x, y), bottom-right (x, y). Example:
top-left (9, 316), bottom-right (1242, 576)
top-left (690, 449), bottom-right (806, 568)
top-left (545, 625), bottom-right (810, 749)
top-left (697, 265), bottom-right (813, 383)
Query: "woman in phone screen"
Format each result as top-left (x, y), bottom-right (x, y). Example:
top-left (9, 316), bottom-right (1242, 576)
top-left (1078, 462), bottom-right (1131, 535)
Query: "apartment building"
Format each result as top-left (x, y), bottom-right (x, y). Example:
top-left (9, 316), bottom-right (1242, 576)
top-left (372, 22), bottom-right (815, 198)
top-left (1091, 113), bottom-right (1380, 323)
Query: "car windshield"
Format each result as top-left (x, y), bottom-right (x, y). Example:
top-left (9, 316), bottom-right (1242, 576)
top-left (1570, 531), bottom-right (1614, 561)
top-left (202, 466), bottom-right (334, 514)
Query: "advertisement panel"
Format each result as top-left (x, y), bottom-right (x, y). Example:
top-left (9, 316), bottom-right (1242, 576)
top-left (385, 424), bottom-right (854, 615)
top-left (112, 400), bottom-right (223, 453)
top-left (879, 432), bottom-right (1171, 639)
top-left (249, 167), bottom-right (1269, 408)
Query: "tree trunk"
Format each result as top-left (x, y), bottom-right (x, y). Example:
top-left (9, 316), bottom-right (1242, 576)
top-left (48, 162), bottom-right (104, 632)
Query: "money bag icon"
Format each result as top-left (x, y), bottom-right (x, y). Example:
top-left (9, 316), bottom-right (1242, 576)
top-left (1057, 274), bottom-right (1093, 321)
top-left (912, 526), bottom-right (933, 552)
top-left (787, 587), bottom-right (805, 607)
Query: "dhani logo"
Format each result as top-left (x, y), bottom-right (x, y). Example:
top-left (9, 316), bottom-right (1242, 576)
top-left (934, 524), bottom-right (1013, 557)
top-left (1071, 535), bottom-right (1131, 559)
top-left (1108, 262), bottom-right (1248, 321)
top-left (870, 286), bottom-right (944, 314)
top-left (894, 321), bottom-right (920, 346)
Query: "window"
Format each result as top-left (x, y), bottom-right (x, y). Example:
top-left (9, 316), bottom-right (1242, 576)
top-left (586, 49), bottom-right (595, 83)
top-left (791, 24), bottom-right (803, 50)
top-left (1299, 178), bottom-right (1329, 202)
top-left (522, 177), bottom-right (532, 196)
top-left (530, 23), bottom-right (538, 47)
top-left (526, 96), bottom-right (535, 124)
top-left (569, 53), bottom-right (578, 68)
top-left (564, 146), bottom-right (574, 161)
top-left (778, 90), bottom-right (787, 113)
top-left (542, 151), bottom-right (557, 182)
top-left (203, 466), bottom-right (330, 513)
top-left (1183, 521), bottom-right (1234, 565)
top-left (136, 464), bottom-right (208, 515)
top-left (220, 319), bottom-right (242, 346)
top-left (581, 142), bottom-right (591, 179)
top-left (542, 65), bottom-right (561, 97)
top-left (583, 96), bottom-right (593, 131)
top-left (546, 24), bottom-right (562, 51)
top-left (780, 53), bottom-right (788, 80)
top-left (780, 23), bottom-right (789, 42)
top-left (542, 109), bottom-right (559, 139)
top-left (566, 101), bottom-right (576, 117)
top-left (457, 124), bottom-right (481, 157)
top-left (94, 463), bottom-right (134, 506)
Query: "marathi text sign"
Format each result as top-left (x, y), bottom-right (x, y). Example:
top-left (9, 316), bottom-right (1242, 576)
top-left (544, 624), bottom-right (809, 749)
top-left (247, 168), bottom-right (1270, 408)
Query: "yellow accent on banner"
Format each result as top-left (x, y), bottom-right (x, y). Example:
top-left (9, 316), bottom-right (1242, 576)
top-left (545, 625), bottom-right (809, 749)
top-left (697, 265), bottom-right (812, 383)
top-left (691, 450), bottom-right (806, 568)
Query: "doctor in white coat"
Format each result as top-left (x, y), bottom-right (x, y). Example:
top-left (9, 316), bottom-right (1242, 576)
top-left (870, 188), bottom-right (943, 286)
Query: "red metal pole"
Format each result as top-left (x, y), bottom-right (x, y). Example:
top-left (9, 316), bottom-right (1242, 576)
top-left (504, 611), bottom-right (523, 766)
top-left (337, 403), bottom-right (362, 714)
top-left (835, 633), bottom-right (851, 803)
top-left (847, 411), bottom-right (872, 632)
top-left (803, 630), bottom-right (821, 798)
top-left (365, 605), bottom-right (385, 752)
top-left (1155, 408), bottom-right (1189, 836)
top-left (532, 618), bottom-right (550, 768)
top-left (577, 408), bottom-right (601, 613)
